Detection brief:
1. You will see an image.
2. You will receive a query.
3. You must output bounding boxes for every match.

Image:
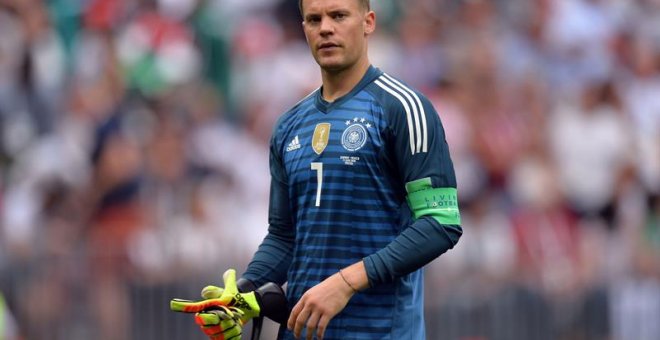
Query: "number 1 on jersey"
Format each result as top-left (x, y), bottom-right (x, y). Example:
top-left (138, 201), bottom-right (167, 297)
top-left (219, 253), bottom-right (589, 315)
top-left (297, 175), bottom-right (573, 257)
top-left (311, 162), bottom-right (323, 207)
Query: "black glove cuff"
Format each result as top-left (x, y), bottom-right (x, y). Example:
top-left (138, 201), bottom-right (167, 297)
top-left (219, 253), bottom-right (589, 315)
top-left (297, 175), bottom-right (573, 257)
top-left (254, 283), bottom-right (289, 324)
top-left (236, 278), bottom-right (258, 293)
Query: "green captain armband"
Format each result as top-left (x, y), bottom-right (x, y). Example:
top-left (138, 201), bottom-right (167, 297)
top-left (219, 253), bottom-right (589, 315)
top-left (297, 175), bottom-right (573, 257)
top-left (405, 178), bottom-right (461, 225)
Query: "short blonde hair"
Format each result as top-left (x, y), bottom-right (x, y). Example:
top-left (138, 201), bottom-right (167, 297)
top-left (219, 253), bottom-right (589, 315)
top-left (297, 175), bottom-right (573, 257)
top-left (298, 0), bottom-right (370, 16)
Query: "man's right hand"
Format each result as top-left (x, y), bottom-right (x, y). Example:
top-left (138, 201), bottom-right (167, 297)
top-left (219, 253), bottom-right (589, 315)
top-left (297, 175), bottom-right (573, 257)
top-left (195, 306), bottom-right (245, 340)
top-left (170, 269), bottom-right (261, 320)
top-left (171, 268), bottom-right (288, 338)
top-left (171, 269), bottom-right (260, 339)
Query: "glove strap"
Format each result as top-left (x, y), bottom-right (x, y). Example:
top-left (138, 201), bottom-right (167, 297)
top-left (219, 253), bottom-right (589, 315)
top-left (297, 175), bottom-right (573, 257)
top-left (250, 316), bottom-right (263, 340)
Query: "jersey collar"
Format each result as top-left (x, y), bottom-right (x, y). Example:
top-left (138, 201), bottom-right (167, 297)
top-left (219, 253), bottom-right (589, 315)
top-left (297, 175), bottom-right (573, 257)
top-left (314, 65), bottom-right (383, 113)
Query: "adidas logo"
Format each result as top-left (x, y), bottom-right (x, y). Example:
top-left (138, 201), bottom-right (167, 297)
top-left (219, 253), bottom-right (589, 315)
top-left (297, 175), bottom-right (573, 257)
top-left (286, 135), bottom-right (301, 152)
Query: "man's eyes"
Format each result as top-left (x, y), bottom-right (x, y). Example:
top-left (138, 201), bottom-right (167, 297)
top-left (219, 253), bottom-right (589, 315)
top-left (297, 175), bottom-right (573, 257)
top-left (307, 16), bottom-right (321, 23)
top-left (306, 12), bottom-right (349, 23)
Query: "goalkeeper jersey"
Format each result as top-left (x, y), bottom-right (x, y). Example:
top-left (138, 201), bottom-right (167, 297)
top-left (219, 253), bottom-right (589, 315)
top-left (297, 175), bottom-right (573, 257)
top-left (243, 65), bottom-right (461, 340)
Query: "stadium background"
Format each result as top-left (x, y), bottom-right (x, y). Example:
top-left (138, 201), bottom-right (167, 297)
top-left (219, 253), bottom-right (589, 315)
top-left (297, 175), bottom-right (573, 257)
top-left (0, 0), bottom-right (659, 339)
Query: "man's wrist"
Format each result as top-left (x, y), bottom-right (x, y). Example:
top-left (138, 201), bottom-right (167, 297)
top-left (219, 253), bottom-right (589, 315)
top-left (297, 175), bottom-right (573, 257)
top-left (339, 269), bottom-right (359, 293)
top-left (339, 261), bottom-right (370, 291)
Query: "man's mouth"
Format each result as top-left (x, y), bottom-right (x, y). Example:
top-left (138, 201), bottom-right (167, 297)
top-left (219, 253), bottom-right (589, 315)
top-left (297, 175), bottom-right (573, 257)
top-left (318, 42), bottom-right (340, 51)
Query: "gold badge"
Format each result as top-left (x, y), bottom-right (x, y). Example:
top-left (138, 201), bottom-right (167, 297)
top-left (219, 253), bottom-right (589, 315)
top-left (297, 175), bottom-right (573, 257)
top-left (312, 123), bottom-right (331, 155)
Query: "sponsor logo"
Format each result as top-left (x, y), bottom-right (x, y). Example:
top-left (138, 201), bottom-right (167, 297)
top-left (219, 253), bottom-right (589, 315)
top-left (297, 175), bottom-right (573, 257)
top-left (425, 194), bottom-right (459, 208)
top-left (232, 294), bottom-right (253, 311)
top-left (286, 135), bottom-right (301, 152)
top-left (312, 123), bottom-right (331, 155)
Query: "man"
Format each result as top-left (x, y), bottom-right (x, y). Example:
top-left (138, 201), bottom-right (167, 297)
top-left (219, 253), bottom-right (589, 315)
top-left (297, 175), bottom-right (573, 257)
top-left (185, 0), bottom-right (462, 338)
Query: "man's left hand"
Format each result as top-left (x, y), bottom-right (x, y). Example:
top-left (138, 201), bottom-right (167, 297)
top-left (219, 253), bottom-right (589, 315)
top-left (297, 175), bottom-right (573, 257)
top-left (287, 272), bottom-right (356, 340)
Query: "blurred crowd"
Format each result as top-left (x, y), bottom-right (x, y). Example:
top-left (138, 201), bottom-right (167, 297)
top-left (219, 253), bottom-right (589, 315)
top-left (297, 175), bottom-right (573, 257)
top-left (0, 0), bottom-right (659, 339)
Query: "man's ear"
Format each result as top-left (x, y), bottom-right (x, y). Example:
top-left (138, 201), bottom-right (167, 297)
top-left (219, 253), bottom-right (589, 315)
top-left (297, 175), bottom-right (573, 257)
top-left (302, 21), bottom-right (310, 44)
top-left (364, 11), bottom-right (375, 35)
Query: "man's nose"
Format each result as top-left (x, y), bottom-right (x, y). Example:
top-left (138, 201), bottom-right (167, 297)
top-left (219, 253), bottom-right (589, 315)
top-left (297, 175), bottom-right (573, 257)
top-left (319, 17), bottom-right (334, 35)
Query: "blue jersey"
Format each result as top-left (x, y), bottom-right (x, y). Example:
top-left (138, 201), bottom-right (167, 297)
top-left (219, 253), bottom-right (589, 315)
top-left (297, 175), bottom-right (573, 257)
top-left (243, 66), bottom-right (461, 339)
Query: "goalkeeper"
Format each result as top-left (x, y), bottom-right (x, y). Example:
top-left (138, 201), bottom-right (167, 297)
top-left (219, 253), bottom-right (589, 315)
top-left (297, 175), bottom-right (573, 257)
top-left (173, 0), bottom-right (462, 338)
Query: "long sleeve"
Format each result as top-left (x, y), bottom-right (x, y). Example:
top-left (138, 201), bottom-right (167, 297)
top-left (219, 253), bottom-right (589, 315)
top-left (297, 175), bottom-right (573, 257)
top-left (364, 76), bottom-right (462, 285)
top-left (242, 130), bottom-right (295, 287)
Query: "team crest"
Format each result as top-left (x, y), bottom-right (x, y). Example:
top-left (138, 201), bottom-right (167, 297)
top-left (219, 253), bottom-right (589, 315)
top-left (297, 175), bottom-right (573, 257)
top-left (312, 123), bottom-right (331, 155)
top-left (342, 123), bottom-right (368, 151)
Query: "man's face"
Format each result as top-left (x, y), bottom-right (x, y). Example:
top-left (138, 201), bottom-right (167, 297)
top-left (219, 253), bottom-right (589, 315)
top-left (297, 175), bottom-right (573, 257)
top-left (301, 0), bottom-right (374, 72)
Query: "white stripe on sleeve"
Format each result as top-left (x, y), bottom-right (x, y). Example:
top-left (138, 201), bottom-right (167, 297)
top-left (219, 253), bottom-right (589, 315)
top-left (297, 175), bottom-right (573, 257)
top-left (379, 75), bottom-right (423, 153)
top-left (383, 74), bottom-right (428, 153)
top-left (375, 79), bottom-right (416, 154)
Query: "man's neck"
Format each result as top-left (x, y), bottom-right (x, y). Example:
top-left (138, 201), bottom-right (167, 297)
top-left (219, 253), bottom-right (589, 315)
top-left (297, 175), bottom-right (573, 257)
top-left (321, 58), bottom-right (370, 103)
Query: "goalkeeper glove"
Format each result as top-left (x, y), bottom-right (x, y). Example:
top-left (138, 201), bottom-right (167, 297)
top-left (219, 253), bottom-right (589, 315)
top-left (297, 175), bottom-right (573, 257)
top-left (171, 269), bottom-right (261, 324)
top-left (171, 268), bottom-right (288, 340)
top-left (198, 279), bottom-right (290, 325)
top-left (171, 269), bottom-right (260, 340)
top-left (195, 306), bottom-right (245, 340)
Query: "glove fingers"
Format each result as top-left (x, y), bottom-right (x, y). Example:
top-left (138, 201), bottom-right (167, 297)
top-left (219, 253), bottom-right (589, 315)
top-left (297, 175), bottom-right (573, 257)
top-left (202, 285), bottom-right (224, 299)
top-left (219, 323), bottom-right (242, 339)
top-left (195, 312), bottom-right (243, 339)
top-left (171, 298), bottom-right (226, 313)
top-left (198, 319), bottom-right (238, 333)
top-left (219, 269), bottom-right (239, 303)
top-left (214, 306), bottom-right (240, 320)
top-left (201, 285), bottom-right (224, 299)
top-left (209, 327), bottom-right (242, 340)
top-left (195, 312), bottom-right (220, 326)
top-left (195, 307), bottom-right (242, 325)
top-left (200, 324), bottom-right (240, 338)
top-left (227, 306), bottom-right (245, 320)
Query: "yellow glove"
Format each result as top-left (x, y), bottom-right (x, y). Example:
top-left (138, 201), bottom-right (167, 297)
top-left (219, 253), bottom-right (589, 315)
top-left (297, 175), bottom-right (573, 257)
top-left (194, 306), bottom-right (244, 340)
top-left (170, 269), bottom-right (261, 324)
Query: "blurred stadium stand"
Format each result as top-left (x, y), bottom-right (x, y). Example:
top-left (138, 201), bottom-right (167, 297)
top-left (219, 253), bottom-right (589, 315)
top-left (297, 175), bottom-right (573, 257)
top-left (1, 0), bottom-right (659, 339)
